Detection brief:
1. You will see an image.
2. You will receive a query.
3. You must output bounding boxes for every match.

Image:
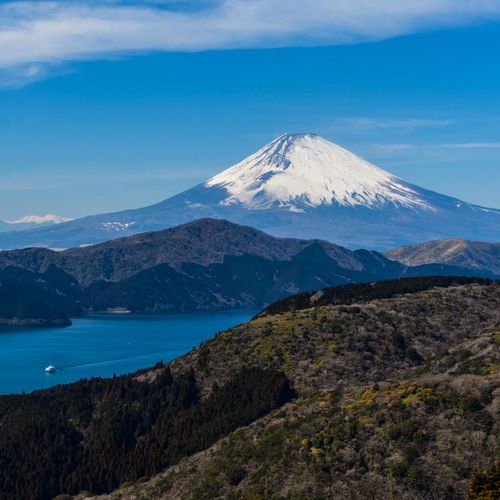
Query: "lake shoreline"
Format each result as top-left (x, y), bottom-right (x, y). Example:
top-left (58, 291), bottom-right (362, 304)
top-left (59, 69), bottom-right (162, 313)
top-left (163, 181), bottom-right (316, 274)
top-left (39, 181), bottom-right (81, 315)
top-left (0, 317), bottom-right (72, 328)
top-left (0, 304), bottom-right (264, 331)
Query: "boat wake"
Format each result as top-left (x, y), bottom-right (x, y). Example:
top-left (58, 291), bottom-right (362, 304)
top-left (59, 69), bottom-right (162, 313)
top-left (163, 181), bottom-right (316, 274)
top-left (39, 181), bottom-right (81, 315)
top-left (60, 351), bottom-right (172, 371)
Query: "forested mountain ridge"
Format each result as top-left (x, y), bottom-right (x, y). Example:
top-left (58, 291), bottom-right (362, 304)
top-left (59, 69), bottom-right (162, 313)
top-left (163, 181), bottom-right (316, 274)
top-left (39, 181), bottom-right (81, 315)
top-left (0, 265), bottom-right (82, 326)
top-left (0, 218), bottom-right (362, 286)
top-left (0, 219), bottom-right (496, 325)
top-left (165, 278), bottom-right (500, 397)
top-left (92, 325), bottom-right (500, 500)
top-left (0, 278), bottom-right (498, 499)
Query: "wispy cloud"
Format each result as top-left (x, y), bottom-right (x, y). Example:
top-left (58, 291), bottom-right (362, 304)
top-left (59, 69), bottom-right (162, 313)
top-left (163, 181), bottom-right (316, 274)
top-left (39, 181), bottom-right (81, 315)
top-left (438, 142), bottom-right (500, 149)
top-left (361, 139), bottom-right (500, 168)
top-left (330, 117), bottom-right (456, 132)
top-left (370, 143), bottom-right (416, 152)
top-left (1, 0), bottom-right (500, 85)
top-left (365, 141), bottom-right (500, 156)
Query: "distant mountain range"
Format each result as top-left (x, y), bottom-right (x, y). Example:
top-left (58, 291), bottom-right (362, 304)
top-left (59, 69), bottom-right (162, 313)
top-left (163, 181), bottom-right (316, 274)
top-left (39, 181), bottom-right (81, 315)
top-left (0, 214), bottom-right (72, 234)
top-left (0, 134), bottom-right (498, 250)
top-left (0, 219), bottom-right (496, 325)
top-left (386, 239), bottom-right (500, 276)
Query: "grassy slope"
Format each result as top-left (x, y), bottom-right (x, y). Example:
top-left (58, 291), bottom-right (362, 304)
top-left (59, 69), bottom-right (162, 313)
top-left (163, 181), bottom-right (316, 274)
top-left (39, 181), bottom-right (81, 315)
top-left (81, 282), bottom-right (500, 500)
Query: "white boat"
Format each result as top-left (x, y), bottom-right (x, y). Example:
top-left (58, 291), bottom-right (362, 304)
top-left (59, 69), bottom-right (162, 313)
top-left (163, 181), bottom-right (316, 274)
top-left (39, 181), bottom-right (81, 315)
top-left (45, 365), bottom-right (56, 373)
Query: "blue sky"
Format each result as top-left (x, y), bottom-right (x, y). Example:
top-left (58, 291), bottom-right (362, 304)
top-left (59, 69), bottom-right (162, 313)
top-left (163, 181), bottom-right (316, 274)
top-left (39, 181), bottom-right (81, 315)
top-left (0, 0), bottom-right (500, 219)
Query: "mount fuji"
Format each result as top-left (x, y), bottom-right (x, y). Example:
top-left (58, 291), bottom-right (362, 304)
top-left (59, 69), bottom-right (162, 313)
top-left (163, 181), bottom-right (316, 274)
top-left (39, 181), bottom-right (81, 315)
top-left (0, 133), bottom-right (499, 250)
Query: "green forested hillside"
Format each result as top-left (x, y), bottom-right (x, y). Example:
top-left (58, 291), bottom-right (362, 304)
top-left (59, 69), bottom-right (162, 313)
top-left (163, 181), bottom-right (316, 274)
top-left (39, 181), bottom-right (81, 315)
top-left (0, 367), bottom-right (292, 499)
top-left (0, 265), bottom-right (81, 326)
top-left (103, 326), bottom-right (499, 500)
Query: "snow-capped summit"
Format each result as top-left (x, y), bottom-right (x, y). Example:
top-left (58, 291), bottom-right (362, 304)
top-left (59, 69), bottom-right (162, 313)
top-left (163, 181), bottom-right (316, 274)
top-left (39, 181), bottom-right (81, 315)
top-left (0, 213), bottom-right (74, 234)
top-left (0, 133), bottom-right (498, 250)
top-left (7, 214), bottom-right (72, 225)
top-left (206, 133), bottom-right (429, 211)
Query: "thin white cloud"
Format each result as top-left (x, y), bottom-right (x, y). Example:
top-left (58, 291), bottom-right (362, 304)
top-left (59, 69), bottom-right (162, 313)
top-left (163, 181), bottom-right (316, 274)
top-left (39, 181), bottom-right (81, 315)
top-left (370, 143), bottom-right (416, 152)
top-left (372, 142), bottom-right (500, 153)
top-left (439, 142), bottom-right (500, 149)
top-left (330, 117), bottom-right (456, 132)
top-left (1, 0), bottom-right (500, 84)
top-left (361, 140), bottom-right (500, 169)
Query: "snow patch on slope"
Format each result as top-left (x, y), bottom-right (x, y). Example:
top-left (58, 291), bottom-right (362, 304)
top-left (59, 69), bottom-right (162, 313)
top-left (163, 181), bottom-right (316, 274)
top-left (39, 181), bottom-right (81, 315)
top-left (206, 133), bottom-right (431, 211)
top-left (102, 221), bottom-right (136, 231)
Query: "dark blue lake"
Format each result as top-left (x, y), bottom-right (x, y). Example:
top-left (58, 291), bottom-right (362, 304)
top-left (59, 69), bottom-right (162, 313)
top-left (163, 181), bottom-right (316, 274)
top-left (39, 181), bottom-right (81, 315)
top-left (0, 310), bottom-right (256, 395)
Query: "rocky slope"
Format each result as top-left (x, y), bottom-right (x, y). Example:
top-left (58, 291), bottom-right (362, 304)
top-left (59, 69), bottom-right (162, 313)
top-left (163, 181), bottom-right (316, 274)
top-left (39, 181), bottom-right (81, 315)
top-left (386, 239), bottom-right (500, 276)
